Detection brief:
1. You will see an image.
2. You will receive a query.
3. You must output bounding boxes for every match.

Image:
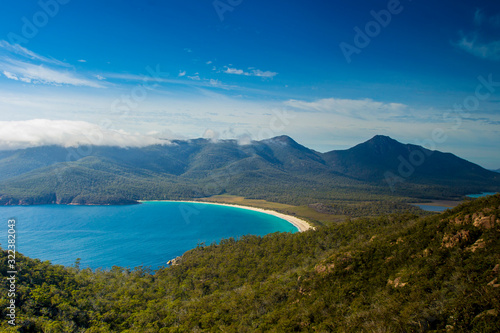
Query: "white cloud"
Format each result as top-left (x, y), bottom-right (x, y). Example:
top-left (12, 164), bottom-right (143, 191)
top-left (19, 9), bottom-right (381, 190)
top-left (0, 59), bottom-right (105, 88)
top-left (0, 119), bottom-right (168, 150)
top-left (0, 41), bottom-right (104, 87)
top-left (251, 69), bottom-right (278, 78)
top-left (224, 67), bottom-right (245, 75)
top-left (455, 10), bottom-right (500, 61)
top-left (284, 98), bottom-right (407, 119)
top-left (95, 74), bottom-right (106, 80)
top-left (223, 67), bottom-right (278, 78)
top-left (104, 72), bottom-right (241, 91)
top-left (2, 71), bottom-right (18, 80)
top-left (77, 59), bottom-right (87, 63)
top-left (178, 70), bottom-right (186, 77)
top-left (457, 36), bottom-right (500, 61)
top-left (206, 61), bottom-right (213, 65)
top-left (209, 79), bottom-right (222, 87)
top-left (0, 40), bottom-right (70, 67)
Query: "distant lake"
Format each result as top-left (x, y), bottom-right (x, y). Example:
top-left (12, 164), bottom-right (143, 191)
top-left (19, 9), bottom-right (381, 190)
top-left (0, 202), bottom-right (297, 270)
top-left (466, 192), bottom-right (498, 198)
top-left (413, 204), bottom-right (450, 212)
top-left (413, 192), bottom-right (498, 212)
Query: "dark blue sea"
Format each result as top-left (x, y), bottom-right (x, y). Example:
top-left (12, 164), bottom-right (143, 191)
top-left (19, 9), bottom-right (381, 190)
top-left (0, 201), bottom-right (297, 270)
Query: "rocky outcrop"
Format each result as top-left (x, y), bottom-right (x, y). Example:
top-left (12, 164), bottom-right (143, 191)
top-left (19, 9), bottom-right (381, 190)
top-left (442, 230), bottom-right (471, 248)
top-left (467, 238), bottom-right (486, 252)
top-left (450, 210), bottom-right (499, 230)
top-left (388, 277), bottom-right (407, 288)
top-left (167, 256), bottom-right (182, 266)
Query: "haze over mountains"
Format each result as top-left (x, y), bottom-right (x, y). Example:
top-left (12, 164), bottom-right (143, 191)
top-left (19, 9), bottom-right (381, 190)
top-left (0, 135), bottom-right (498, 205)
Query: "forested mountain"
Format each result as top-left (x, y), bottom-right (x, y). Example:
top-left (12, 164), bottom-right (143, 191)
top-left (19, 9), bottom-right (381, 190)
top-left (324, 135), bottom-right (497, 184)
top-left (0, 135), bottom-right (498, 205)
top-left (1, 194), bottom-right (499, 331)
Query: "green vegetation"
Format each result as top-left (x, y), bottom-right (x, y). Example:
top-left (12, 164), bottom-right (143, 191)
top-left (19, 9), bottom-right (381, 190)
top-left (1, 195), bottom-right (499, 332)
top-left (1, 136), bottom-right (499, 207)
top-left (201, 195), bottom-right (429, 225)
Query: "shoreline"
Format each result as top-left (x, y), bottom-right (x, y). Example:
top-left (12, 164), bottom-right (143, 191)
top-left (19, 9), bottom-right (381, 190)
top-left (139, 200), bottom-right (315, 232)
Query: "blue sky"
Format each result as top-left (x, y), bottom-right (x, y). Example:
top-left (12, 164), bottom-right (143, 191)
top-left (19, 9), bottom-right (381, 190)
top-left (0, 0), bottom-right (499, 168)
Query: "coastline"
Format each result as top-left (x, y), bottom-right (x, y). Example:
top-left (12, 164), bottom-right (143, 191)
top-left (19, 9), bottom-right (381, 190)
top-left (139, 200), bottom-right (315, 232)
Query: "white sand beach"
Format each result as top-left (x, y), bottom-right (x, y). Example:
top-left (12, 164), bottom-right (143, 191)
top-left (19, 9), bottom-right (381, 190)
top-left (139, 200), bottom-right (315, 232)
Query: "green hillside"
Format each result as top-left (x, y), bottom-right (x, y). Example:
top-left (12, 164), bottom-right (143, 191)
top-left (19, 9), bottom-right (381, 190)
top-left (1, 195), bottom-right (499, 332)
top-left (0, 136), bottom-right (499, 207)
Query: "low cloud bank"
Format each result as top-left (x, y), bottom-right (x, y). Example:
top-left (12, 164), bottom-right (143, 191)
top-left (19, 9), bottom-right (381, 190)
top-left (0, 119), bottom-right (167, 150)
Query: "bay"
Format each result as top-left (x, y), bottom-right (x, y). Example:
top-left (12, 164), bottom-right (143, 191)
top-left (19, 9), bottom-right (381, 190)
top-left (0, 202), bottom-right (297, 270)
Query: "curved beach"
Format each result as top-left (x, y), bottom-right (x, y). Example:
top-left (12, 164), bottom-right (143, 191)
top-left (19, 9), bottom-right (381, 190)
top-left (140, 200), bottom-right (315, 232)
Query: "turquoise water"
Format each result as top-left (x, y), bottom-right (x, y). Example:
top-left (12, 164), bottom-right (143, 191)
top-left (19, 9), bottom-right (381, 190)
top-left (0, 202), bottom-right (297, 270)
top-left (466, 192), bottom-right (498, 198)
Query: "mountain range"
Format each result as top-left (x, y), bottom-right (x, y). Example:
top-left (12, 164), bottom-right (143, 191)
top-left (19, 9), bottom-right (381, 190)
top-left (0, 135), bottom-right (498, 205)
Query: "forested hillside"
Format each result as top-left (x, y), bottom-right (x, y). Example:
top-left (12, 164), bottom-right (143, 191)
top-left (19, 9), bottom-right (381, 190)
top-left (0, 135), bottom-right (499, 206)
top-left (1, 195), bottom-right (499, 332)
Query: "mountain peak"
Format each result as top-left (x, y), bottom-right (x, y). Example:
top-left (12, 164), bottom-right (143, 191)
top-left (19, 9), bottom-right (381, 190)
top-left (366, 135), bottom-right (401, 146)
top-left (261, 135), bottom-right (301, 147)
top-left (345, 135), bottom-right (404, 156)
top-left (265, 135), bottom-right (296, 143)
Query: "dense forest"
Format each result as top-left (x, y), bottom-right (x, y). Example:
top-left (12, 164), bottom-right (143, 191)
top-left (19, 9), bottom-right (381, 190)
top-left (1, 194), bottom-right (499, 332)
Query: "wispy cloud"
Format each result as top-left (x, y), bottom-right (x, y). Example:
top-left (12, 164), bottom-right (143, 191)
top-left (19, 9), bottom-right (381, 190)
top-left (252, 69), bottom-right (278, 78)
top-left (474, 9), bottom-right (484, 26)
top-left (0, 119), bottom-right (168, 150)
top-left (0, 40), bottom-right (105, 88)
top-left (2, 71), bottom-right (31, 83)
top-left (0, 59), bottom-right (105, 88)
top-left (456, 36), bottom-right (500, 61)
top-left (104, 72), bottom-right (240, 90)
top-left (284, 98), bottom-right (408, 120)
top-left (223, 67), bottom-right (278, 78)
top-left (0, 40), bottom-right (70, 67)
top-left (455, 9), bottom-right (500, 61)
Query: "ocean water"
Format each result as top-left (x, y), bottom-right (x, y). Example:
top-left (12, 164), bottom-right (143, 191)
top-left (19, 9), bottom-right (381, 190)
top-left (0, 202), bottom-right (297, 270)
